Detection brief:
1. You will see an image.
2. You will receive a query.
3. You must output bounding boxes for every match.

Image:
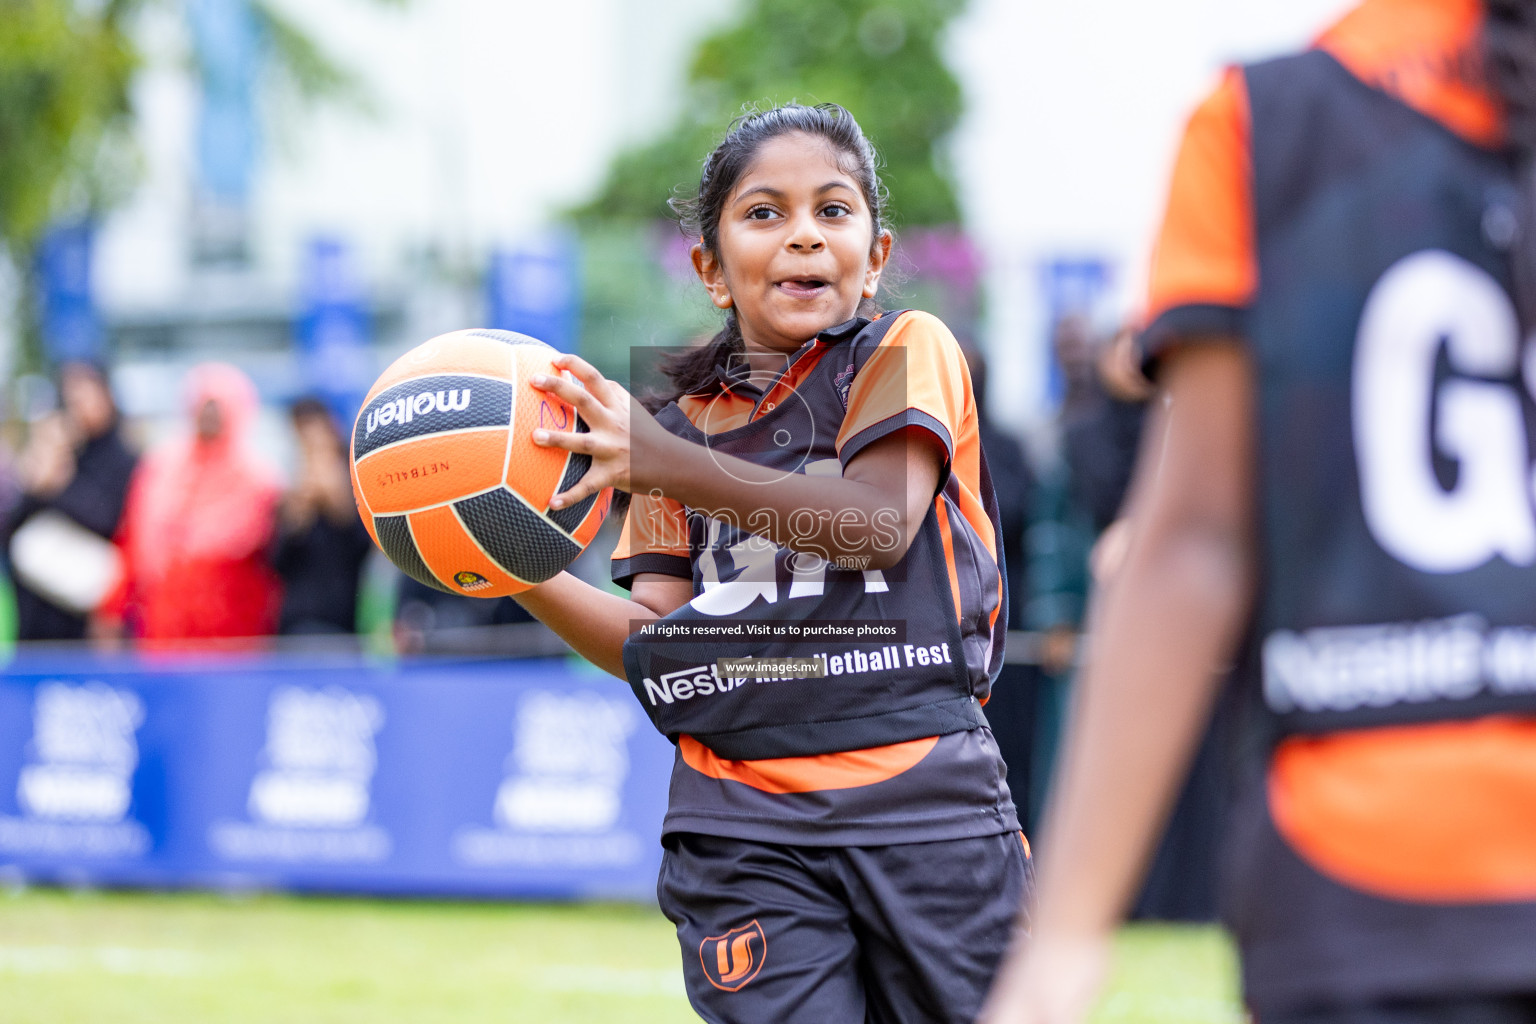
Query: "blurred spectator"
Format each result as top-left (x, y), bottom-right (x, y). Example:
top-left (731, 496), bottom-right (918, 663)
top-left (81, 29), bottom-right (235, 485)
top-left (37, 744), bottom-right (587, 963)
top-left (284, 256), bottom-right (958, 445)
top-left (1024, 317), bottom-right (1100, 668)
top-left (1022, 315), bottom-right (1151, 826)
top-left (960, 340), bottom-right (1041, 820)
top-left (960, 342), bottom-right (1035, 623)
top-left (102, 363), bottom-right (282, 646)
top-left (1060, 317), bottom-right (1148, 535)
top-left (1083, 326), bottom-right (1155, 585)
top-left (0, 362), bottom-right (137, 641)
top-left (272, 397), bottom-right (372, 635)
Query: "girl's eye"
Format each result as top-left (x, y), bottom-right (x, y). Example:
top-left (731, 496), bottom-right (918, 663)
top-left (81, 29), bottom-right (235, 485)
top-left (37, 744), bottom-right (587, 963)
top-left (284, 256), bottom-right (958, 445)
top-left (746, 206), bottom-right (778, 220)
top-left (821, 203), bottom-right (852, 218)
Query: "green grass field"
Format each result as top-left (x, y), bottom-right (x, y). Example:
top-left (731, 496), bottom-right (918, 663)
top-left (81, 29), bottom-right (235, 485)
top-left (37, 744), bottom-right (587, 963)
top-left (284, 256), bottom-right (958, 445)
top-left (1, 886), bottom-right (1242, 1023)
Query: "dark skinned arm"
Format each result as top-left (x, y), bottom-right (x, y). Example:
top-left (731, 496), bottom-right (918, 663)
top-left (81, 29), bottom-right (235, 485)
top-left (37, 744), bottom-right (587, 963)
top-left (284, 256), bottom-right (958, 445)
top-left (512, 572), bottom-right (694, 679)
top-left (980, 341), bottom-right (1258, 1024)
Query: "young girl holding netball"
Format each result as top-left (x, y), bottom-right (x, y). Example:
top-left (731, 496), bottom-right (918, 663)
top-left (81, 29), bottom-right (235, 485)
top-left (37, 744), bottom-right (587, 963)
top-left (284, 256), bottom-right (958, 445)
top-left (515, 102), bottom-right (1028, 1023)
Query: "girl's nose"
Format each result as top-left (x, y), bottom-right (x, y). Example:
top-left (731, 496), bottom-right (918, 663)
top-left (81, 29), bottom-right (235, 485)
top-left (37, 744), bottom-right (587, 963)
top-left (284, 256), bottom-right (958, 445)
top-left (786, 213), bottom-right (826, 251)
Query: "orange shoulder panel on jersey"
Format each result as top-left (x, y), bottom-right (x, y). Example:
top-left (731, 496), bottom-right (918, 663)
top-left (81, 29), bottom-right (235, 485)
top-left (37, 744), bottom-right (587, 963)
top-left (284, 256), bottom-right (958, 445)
top-left (678, 734), bottom-right (939, 794)
top-left (612, 491), bottom-right (689, 561)
top-left (834, 311), bottom-right (996, 560)
top-left (836, 310), bottom-right (970, 463)
top-left (1317, 0), bottom-right (1501, 147)
top-left (1269, 718), bottom-right (1536, 902)
top-left (1145, 67), bottom-right (1256, 328)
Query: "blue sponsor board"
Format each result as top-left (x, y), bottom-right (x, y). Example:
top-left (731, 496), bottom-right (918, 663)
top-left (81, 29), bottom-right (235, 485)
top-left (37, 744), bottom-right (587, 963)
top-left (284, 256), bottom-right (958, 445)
top-left (295, 236), bottom-right (374, 425)
top-left (487, 235), bottom-right (580, 353)
top-left (0, 653), bottom-right (670, 899)
top-left (1039, 255), bottom-right (1113, 407)
top-left (36, 221), bottom-right (103, 365)
top-left (188, 0), bottom-right (260, 204)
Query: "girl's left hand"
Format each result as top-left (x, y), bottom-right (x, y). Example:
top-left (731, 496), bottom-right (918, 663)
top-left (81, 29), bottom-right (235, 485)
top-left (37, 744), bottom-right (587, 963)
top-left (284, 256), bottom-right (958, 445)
top-left (529, 354), bottom-right (671, 508)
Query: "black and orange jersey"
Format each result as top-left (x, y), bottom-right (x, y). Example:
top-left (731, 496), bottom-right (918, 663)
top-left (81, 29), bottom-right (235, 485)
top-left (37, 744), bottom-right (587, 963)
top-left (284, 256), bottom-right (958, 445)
top-left (1145, 0), bottom-right (1536, 1014)
top-left (612, 310), bottom-right (1019, 845)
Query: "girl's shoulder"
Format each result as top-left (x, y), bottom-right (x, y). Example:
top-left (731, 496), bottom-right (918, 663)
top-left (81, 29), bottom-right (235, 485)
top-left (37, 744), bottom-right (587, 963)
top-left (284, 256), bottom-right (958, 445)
top-left (846, 309), bottom-right (966, 372)
top-left (837, 310), bottom-right (976, 434)
top-left (863, 309), bottom-right (962, 352)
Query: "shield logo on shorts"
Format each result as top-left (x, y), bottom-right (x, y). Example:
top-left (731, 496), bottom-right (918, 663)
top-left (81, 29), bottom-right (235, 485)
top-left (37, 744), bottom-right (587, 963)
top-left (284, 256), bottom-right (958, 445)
top-left (699, 919), bottom-right (766, 992)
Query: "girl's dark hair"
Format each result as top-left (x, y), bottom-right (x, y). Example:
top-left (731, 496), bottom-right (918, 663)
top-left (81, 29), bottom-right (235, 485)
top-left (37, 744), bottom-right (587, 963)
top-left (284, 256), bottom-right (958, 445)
top-left (647, 102), bottom-right (890, 412)
top-left (1485, 0), bottom-right (1536, 324)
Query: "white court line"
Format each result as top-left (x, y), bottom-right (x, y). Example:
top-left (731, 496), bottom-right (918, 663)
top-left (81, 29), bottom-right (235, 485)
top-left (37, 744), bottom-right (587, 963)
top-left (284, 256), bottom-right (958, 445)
top-left (529, 965), bottom-right (685, 998)
top-left (0, 946), bottom-right (212, 976)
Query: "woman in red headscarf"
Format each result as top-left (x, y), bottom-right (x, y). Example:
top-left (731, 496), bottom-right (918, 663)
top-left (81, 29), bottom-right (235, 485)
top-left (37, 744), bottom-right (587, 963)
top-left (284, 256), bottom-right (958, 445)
top-left (101, 363), bottom-right (283, 645)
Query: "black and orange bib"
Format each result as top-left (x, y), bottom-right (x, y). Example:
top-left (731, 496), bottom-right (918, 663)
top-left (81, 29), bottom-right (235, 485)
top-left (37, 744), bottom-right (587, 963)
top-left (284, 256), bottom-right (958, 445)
top-left (1145, 40), bottom-right (1536, 1014)
top-left (1242, 49), bottom-right (1536, 734)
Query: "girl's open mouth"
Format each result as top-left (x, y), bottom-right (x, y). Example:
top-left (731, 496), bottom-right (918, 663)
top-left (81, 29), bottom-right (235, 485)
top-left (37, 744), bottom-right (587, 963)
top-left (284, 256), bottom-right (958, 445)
top-left (777, 279), bottom-right (828, 298)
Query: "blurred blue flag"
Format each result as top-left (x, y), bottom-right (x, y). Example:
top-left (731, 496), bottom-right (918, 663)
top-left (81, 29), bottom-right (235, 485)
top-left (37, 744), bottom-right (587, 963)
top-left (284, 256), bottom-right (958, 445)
top-left (189, 0), bottom-right (260, 203)
top-left (1040, 256), bottom-right (1113, 407)
top-left (37, 221), bottom-right (102, 365)
top-left (1041, 256), bottom-right (1111, 325)
top-left (295, 237), bottom-right (372, 424)
top-left (487, 234), bottom-right (580, 352)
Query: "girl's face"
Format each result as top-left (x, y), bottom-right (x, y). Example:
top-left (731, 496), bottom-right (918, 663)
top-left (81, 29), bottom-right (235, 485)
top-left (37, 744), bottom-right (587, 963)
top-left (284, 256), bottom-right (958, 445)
top-left (694, 132), bottom-right (891, 356)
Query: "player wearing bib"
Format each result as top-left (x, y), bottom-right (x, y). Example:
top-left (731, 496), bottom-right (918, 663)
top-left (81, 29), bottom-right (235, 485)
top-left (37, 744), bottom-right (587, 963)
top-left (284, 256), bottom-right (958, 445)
top-left (984, 2), bottom-right (1536, 1023)
top-left (517, 104), bottom-right (1027, 1024)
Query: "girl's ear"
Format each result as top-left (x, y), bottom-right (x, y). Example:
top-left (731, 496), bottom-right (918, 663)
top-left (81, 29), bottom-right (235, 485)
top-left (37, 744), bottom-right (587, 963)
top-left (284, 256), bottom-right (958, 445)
top-left (692, 244), bottom-right (734, 310)
top-left (863, 230), bottom-right (893, 299)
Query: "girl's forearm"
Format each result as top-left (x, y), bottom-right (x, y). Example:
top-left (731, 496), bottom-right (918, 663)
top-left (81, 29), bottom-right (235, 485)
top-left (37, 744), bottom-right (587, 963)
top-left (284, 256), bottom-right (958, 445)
top-left (1032, 522), bottom-right (1251, 940)
top-left (638, 431), bottom-right (931, 570)
top-left (512, 572), bottom-right (664, 678)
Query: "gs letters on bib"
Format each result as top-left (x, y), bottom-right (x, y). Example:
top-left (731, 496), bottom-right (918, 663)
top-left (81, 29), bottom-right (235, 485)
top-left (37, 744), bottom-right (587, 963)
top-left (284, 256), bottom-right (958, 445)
top-left (1217, 51), bottom-right (1536, 736)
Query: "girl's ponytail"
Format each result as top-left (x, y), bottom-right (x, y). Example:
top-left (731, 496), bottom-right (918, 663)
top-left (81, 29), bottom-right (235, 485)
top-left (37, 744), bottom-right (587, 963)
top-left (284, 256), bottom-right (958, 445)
top-left (639, 317), bottom-right (744, 414)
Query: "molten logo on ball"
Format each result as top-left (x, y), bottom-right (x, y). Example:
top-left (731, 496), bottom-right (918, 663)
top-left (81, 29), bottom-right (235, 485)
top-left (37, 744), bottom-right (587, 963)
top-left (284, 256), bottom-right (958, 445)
top-left (364, 388), bottom-right (471, 435)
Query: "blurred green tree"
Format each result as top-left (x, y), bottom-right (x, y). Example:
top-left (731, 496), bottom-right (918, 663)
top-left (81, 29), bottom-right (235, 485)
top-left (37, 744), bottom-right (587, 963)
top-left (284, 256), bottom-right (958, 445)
top-left (576, 0), bottom-right (967, 228)
top-left (0, 0), bottom-right (397, 377)
top-left (0, 0), bottom-right (136, 269)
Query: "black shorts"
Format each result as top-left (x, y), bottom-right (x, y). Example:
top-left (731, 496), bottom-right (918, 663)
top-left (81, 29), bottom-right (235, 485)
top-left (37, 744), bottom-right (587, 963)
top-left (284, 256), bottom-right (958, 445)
top-left (1263, 996), bottom-right (1536, 1024)
top-left (657, 830), bottom-right (1032, 1024)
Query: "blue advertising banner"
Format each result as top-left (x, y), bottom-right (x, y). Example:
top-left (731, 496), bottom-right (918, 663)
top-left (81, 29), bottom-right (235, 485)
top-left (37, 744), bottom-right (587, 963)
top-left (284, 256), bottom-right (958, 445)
top-left (295, 237), bottom-right (374, 425)
top-left (36, 221), bottom-right (103, 365)
top-left (487, 234), bottom-right (580, 352)
top-left (0, 653), bottom-right (672, 899)
top-left (1039, 255), bottom-right (1113, 407)
top-left (188, 0), bottom-right (260, 204)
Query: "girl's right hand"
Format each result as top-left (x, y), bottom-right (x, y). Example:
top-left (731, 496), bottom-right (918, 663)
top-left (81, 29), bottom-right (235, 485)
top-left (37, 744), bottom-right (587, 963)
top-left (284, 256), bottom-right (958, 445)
top-left (529, 353), bottom-right (677, 507)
